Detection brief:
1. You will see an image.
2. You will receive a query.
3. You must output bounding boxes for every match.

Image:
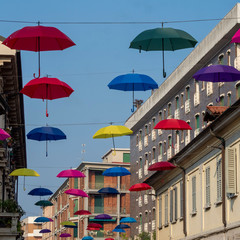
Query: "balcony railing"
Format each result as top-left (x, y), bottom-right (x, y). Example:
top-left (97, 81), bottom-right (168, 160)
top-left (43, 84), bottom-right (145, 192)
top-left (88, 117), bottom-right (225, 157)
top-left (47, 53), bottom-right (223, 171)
top-left (151, 130), bottom-right (156, 141)
top-left (144, 223), bottom-right (148, 232)
top-left (158, 129), bottom-right (162, 135)
top-left (138, 225), bottom-right (142, 234)
top-left (144, 194), bottom-right (148, 204)
top-left (138, 168), bottom-right (142, 179)
top-left (151, 158), bottom-right (156, 165)
top-left (138, 197), bottom-right (142, 207)
top-left (194, 92), bottom-right (200, 106)
top-left (185, 99), bottom-right (190, 114)
top-left (138, 141), bottom-right (142, 151)
top-left (174, 109), bottom-right (180, 119)
top-left (89, 182), bottom-right (118, 189)
top-left (158, 155), bottom-right (162, 162)
top-left (167, 148), bottom-right (172, 159)
top-left (0, 212), bottom-right (19, 236)
top-left (185, 134), bottom-right (190, 145)
top-left (89, 206), bottom-right (117, 214)
top-left (207, 82), bottom-right (213, 96)
top-left (174, 143), bottom-right (180, 154)
top-left (144, 136), bottom-right (148, 147)
top-left (144, 165), bottom-right (148, 175)
top-left (152, 220), bottom-right (156, 230)
top-left (194, 128), bottom-right (200, 137)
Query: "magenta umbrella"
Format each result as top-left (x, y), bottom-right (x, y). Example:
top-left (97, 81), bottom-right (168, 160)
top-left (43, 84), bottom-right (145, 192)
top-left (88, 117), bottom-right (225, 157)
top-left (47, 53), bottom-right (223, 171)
top-left (60, 233), bottom-right (71, 238)
top-left (64, 189), bottom-right (89, 197)
top-left (57, 169), bottom-right (86, 178)
top-left (0, 128), bottom-right (11, 140)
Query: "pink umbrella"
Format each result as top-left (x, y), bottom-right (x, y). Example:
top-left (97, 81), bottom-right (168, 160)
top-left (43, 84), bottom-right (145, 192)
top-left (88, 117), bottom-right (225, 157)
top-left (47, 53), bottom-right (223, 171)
top-left (74, 210), bottom-right (91, 215)
top-left (129, 183), bottom-right (151, 192)
top-left (148, 161), bottom-right (176, 171)
top-left (0, 128), bottom-right (11, 140)
top-left (57, 169), bottom-right (86, 178)
top-left (64, 189), bottom-right (89, 197)
top-left (60, 233), bottom-right (71, 238)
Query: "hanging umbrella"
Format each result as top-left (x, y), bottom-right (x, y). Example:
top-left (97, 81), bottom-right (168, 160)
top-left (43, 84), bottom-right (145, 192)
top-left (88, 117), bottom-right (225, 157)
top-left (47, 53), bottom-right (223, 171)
top-left (129, 183), bottom-right (151, 192)
top-left (28, 187), bottom-right (53, 196)
top-left (20, 77), bottom-right (74, 117)
top-left (0, 128), bottom-right (11, 140)
top-left (9, 168), bottom-right (40, 190)
top-left (193, 64), bottom-right (240, 102)
top-left (34, 217), bottom-right (53, 223)
top-left (93, 125), bottom-right (132, 153)
top-left (102, 167), bottom-right (131, 177)
top-left (64, 189), bottom-right (89, 197)
top-left (231, 29), bottom-right (240, 43)
top-left (35, 200), bottom-right (53, 207)
top-left (64, 225), bottom-right (78, 228)
top-left (115, 224), bottom-right (130, 229)
top-left (39, 229), bottom-right (51, 233)
top-left (74, 210), bottom-right (91, 215)
top-left (88, 223), bottom-right (102, 228)
top-left (98, 187), bottom-right (119, 194)
top-left (57, 169), bottom-right (86, 178)
top-left (130, 27), bottom-right (197, 78)
top-left (120, 217), bottom-right (137, 223)
top-left (60, 221), bottom-right (76, 226)
top-left (108, 72), bottom-right (158, 112)
top-left (27, 126), bottom-right (66, 157)
top-left (82, 237), bottom-right (94, 240)
top-left (105, 238), bottom-right (114, 240)
top-left (112, 228), bottom-right (125, 233)
top-left (60, 233), bottom-right (71, 238)
top-left (94, 214), bottom-right (112, 220)
top-left (148, 161), bottom-right (176, 171)
top-left (86, 227), bottom-right (100, 231)
top-left (3, 24), bottom-right (75, 78)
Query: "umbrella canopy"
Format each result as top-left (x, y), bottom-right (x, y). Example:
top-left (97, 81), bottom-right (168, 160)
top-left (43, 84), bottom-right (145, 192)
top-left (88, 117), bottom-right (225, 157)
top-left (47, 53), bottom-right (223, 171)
top-left (88, 223), bottom-right (102, 228)
top-left (82, 237), bottom-right (94, 240)
top-left (112, 228), bottom-right (125, 233)
top-left (39, 229), bottom-right (51, 233)
top-left (60, 233), bottom-right (71, 238)
top-left (57, 169), bottom-right (86, 178)
top-left (0, 128), bottom-right (11, 140)
top-left (86, 227), bottom-right (100, 231)
top-left (34, 217), bottom-right (53, 223)
top-left (27, 126), bottom-right (66, 156)
top-left (129, 183), bottom-right (151, 192)
top-left (64, 189), bottom-right (89, 197)
top-left (115, 224), bottom-right (130, 229)
top-left (108, 73), bottom-right (158, 112)
top-left (130, 27), bottom-right (197, 77)
top-left (74, 210), bottom-right (91, 215)
top-left (120, 217), bottom-right (137, 223)
top-left (28, 187), bottom-right (53, 196)
top-left (102, 167), bottom-right (131, 177)
top-left (148, 161), bottom-right (176, 171)
top-left (193, 65), bottom-right (240, 82)
top-left (94, 214), bottom-right (112, 220)
top-left (98, 187), bottom-right (119, 194)
top-left (154, 119), bottom-right (192, 130)
top-left (35, 200), bottom-right (53, 207)
top-left (105, 238), bottom-right (114, 240)
top-left (60, 221), bottom-right (76, 226)
top-left (64, 225), bottom-right (77, 228)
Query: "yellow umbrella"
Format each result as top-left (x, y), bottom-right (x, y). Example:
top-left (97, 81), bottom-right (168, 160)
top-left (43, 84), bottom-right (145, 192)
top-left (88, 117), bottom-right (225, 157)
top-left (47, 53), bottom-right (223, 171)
top-left (60, 221), bottom-right (76, 226)
top-left (93, 125), bottom-right (133, 153)
top-left (9, 168), bottom-right (40, 190)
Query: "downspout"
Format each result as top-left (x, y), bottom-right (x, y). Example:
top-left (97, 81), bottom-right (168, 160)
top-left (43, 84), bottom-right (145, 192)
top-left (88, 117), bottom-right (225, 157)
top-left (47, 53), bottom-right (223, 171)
top-left (210, 128), bottom-right (226, 227)
top-left (180, 166), bottom-right (187, 236)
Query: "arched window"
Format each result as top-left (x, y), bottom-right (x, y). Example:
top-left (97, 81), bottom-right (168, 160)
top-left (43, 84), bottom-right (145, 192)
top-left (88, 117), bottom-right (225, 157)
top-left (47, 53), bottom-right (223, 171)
top-left (227, 92), bottom-right (232, 106)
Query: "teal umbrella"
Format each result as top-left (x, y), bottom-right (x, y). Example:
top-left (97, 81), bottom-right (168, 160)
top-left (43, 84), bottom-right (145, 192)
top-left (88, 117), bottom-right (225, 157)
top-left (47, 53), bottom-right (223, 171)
top-left (35, 200), bottom-right (53, 207)
top-left (130, 27), bottom-right (197, 78)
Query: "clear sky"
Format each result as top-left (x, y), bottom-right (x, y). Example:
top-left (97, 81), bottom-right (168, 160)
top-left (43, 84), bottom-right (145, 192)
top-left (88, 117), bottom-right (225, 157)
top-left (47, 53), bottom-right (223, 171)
top-left (0, 0), bottom-right (238, 217)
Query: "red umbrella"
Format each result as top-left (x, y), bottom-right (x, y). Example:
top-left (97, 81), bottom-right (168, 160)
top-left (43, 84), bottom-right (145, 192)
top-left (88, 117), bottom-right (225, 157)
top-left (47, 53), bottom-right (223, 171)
top-left (87, 223), bottom-right (103, 228)
top-left (20, 77), bottom-right (74, 117)
top-left (74, 210), bottom-right (91, 215)
top-left (64, 189), bottom-right (89, 197)
top-left (105, 238), bottom-right (114, 240)
top-left (57, 169), bottom-right (86, 178)
top-left (3, 24), bottom-right (75, 78)
top-left (87, 227), bottom-right (100, 231)
top-left (129, 183), bottom-right (151, 192)
top-left (148, 161), bottom-right (176, 171)
top-left (154, 119), bottom-right (192, 130)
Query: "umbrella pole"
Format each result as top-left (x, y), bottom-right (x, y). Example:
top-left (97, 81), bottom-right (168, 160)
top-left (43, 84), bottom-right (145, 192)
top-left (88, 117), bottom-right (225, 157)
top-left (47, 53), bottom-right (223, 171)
top-left (46, 141), bottom-right (48, 157)
top-left (23, 176), bottom-right (26, 191)
top-left (162, 42), bottom-right (166, 78)
top-left (131, 88), bottom-right (135, 112)
top-left (112, 135), bottom-right (116, 155)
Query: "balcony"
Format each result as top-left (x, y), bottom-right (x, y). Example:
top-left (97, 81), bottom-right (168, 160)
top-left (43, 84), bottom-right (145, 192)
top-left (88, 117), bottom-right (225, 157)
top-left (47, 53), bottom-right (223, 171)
top-left (151, 130), bottom-right (156, 141)
top-left (0, 212), bottom-right (19, 238)
top-left (158, 155), bottom-right (162, 162)
top-left (33, 229), bottom-right (42, 237)
top-left (207, 82), bottom-right (213, 96)
top-left (89, 206), bottom-right (117, 215)
top-left (194, 92), bottom-right (200, 106)
top-left (158, 129), bottom-right (162, 135)
top-left (167, 115), bottom-right (173, 119)
top-left (194, 128), bottom-right (200, 137)
top-left (174, 143), bottom-right (180, 154)
top-left (144, 194), bottom-right (148, 204)
top-left (89, 182), bottom-right (118, 190)
top-left (138, 141), bottom-right (142, 151)
top-left (185, 134), bottom-right (190, 145)
top-left (138, 168), bottom-right (142, 179)
top-left (151, 158), bottom-right (156, 165)
top-left (185, 99), bottom-right (190, 114)
top-left (152, 220), bottom-right (156, 230)
top-left (167, 148), bottom-right (172, 160)
top-left (144, 136), bottom-right (148, 147)
top-left (144, 223), bottom-right (148, 232)
top-left (174, 109), bottom-right (180, 119)
top-left (138, 225), bottom-right (142, 234)
top-left (144, 165), bottom-right (148, 175)
top-left (138, 197), bottom-right (142, 207)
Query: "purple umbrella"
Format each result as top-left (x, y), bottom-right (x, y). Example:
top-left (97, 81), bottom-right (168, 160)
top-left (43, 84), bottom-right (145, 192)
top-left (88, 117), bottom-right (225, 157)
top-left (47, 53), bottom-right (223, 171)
top-left (60, 233), bottom-right (71, 238)
top-left (57, 169), bottom-right (86, 178)
top-left (40, 229), bottom-right (51, 233)
top-left (64, 189), bottom-right (89, 197)
top-left (94, 214), bottom-right (112, 220)
top-left (193, 65), bottom-right (240, 82)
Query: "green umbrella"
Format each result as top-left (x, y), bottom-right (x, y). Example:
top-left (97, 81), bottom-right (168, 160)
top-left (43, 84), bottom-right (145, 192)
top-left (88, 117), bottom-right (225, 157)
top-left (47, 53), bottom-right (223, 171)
top-left (129, 27), bottom-right (197, 78)
top-left (35, 200), bottom-right (53, 207)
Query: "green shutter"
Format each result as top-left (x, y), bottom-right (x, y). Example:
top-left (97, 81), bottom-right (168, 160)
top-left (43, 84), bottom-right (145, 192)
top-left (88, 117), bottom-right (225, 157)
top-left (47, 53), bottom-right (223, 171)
top-left (196, 115), bottom-right (200, 129)
top-left (74, 199), bottom-right (78, 216)
top-left (74, 178), bottom-right (78, 189)
top-left (74, 222), bottom-right (78, 238)
top-left (97, 223), bottom-right (104, 237)
top-left (94, 195), bottom-right (104, 213)
top-left (123, 153), bottom-right (130, 163)
top-left (95, 171), bottom-right (104, 189)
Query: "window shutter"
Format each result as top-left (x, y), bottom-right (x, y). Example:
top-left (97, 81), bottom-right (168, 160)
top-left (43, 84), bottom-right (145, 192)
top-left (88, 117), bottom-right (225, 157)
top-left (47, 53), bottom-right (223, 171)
top-left (159, 196), bottom-right (162, 228)
top-left (174, 187), bottom-right (178, 221)
top-left (180, 181), bottom-right (183, 218)
top-left (217, 158), bottom-right (222, 201)
top-left (205, 167), bottom-right (210, 206)
top-left (170, 190), bottom-right (173, 222)
top-left (165, 194), bottom-right (168, 225)
top-left (226, 148), bottom-right (236, 194)
top-left (192, 176), bottom-right (196, 212)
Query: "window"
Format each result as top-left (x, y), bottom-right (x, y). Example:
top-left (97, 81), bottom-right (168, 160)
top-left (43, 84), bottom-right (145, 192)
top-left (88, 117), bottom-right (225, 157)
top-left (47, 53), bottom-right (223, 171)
top-left (170, 188), bottom-right (177, 223)
top-left (164, 194), bottom-right (168, 226)
top-left (74, 178), bottom-right (78, 189)
top-left (175, 96), bottom-right (179, 109)
top-left (227, 92), bottom-right (232, 106)
top-left (168, 103), bottom-right (172, 118)
top-left (220, 95), bottom-right (224, 106)
top-left (168, 136), bottom-right (172, 149)
top-left (136, 134), bottom-right (139, 146)
top-left (158, 142), bottom-right (163, 161)
top-left (139, 130), bottom-right (142, 141)
top-left (180, 181), bottom-right (183, 218)
top-left (145, 125), bottom-right (148, 136)
top-left (227, 50), bottom-right (231, 66)
top-left (152, 147), bottom-right (156, 160)
top-left (201, 81), bottom-right (205, 90)
top-left (195, 114), bottom-right (200, 130)
top-left (218, 53), bottom-right (224, 64)
top-left (181, 130), bottom-right (184, 142)
top-left (164, 141), bottom-right (167, 154)
top-left (74, 199), bottom-right (78, 216)
top-left (74, 222), bottom-right (78, 238)
top-left (158, 111), bottom-right (162, 122)
top-left (164, 109), bottom-right (167, 119)
top-left (174, 187), bottom-right (178, 222)
top-left (180, 93), bottom-right (184, 107)
top-left (205, 167), bottom-right (211, 208)
top-left (159, 196), bottom-right (162, 228)
top-left (123, 153), bottom-right (130, 163)
top-left (186, 86), bottom-right (190, 100)
top-left (152, 118), bottom-right (156, 128)
top-left (202, 112), bottom-right (205, 128)
top-left (236, 82), bottom-right (240, 99)
top-left (192, 176), bottom-right (197, 214)
top-left (217, 157), bottom-right (222, 202)
top-left (170, 190), bottom-right (173, 223)
top-left (226, 147), bottom-right (237, 194)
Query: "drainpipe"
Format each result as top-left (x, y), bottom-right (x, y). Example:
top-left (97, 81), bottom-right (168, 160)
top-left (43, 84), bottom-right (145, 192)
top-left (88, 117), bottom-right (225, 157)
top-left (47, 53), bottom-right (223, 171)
top-left (180, 167), bottom-right (187, 236)
top-left (210, 128), bottom-right (226, 227)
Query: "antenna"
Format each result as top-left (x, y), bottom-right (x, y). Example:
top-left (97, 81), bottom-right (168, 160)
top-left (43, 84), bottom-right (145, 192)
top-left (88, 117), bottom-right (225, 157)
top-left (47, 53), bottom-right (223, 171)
top-left (81, 144), bottom-right (86, 161)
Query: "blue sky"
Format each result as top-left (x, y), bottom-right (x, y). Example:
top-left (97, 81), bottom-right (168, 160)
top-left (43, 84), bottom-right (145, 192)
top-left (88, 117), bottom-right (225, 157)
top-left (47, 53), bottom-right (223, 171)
top-left (0, 0), bottom-right (238, 217)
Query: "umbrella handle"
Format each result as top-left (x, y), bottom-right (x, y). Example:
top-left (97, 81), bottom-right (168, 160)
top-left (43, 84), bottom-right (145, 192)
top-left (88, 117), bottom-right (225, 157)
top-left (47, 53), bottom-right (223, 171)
top-left (46, 99), bottom-right (49, 117)
top-left (131, 88), bottom-right (135, 112)
top-left (33, 40), bottom-right (41, 78)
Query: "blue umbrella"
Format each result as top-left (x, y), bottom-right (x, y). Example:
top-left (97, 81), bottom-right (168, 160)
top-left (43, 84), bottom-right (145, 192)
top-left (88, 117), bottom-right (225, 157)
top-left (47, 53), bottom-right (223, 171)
top-left (115, 224), bottom-right (130, 229)
top-left (120, 217), bottom-right (137, 223)
top-left (34, 217), bottom-right (53, 223)
top-left (28, 187), bottom-right (53, 196)
top-left (103, 167), bottom-right (131, 177)
top-left (98, 187), bottom-right (119, 194)
top-left (112, 228), bottom-right (126, 233)
top-left (82, 237), bottom-right (93, 240)
top-left (27, 126), bottom-right (66, 156)
top-left (108, 72), bottom-right (158, 112)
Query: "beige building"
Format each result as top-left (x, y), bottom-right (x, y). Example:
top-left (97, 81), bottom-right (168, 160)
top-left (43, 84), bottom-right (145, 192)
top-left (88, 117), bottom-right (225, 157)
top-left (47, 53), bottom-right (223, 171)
top-left (21, 217), bottom-right (42, 240)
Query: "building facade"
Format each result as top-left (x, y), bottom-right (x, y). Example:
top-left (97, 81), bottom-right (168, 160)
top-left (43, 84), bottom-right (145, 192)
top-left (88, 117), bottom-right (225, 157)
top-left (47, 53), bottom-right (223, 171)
top-left (21, 217), bottom-right (42, 240)
top-left (125, 3), bottom-right (240, 239)
top-left (42, 149), bottom-right (130, 240)
top-left (0, 36), bottom-right (27, 239)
